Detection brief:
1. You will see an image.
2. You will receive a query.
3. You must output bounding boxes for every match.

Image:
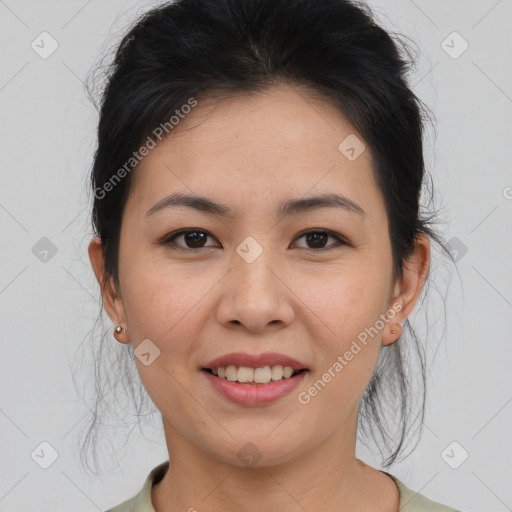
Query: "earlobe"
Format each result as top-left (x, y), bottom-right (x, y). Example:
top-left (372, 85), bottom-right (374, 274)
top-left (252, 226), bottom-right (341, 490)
top-left (113, 325), bottom-right (130, 344)
top-left (382, 321), bottom-right (403, 347)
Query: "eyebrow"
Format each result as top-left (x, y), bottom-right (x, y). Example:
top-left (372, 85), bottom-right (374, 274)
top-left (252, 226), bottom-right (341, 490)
top-left (145, 192), bottom-right (365, 219)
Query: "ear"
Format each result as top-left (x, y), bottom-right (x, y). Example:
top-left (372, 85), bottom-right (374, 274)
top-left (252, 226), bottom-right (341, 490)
top-left (88, 236), bottom-right (128, 328)
top-left (382, 233), bottom-right (431, 346)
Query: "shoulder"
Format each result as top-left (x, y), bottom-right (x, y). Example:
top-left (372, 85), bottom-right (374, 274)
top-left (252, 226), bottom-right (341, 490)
top-left (384, 472), bottom-right (463, 512)
top-left (104, 461), bottom-right (170, 512)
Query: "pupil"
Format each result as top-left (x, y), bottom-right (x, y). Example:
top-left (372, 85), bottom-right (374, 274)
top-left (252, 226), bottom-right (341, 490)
top-left (307, 232), bottom-right (327, 248)
top-left (186, 231), bottom-right (206, 248)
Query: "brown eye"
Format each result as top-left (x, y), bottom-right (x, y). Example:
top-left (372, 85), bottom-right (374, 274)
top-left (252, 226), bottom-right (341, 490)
top-left (158, 228), bottom-right (348, 253)
top-left (159, 229), bottom-right (218, 251)
top-left (293, 230), bottom-right (347, 251)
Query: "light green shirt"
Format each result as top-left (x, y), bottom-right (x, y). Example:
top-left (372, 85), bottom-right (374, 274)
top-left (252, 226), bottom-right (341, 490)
top-left (105, 461), bottom-right (461, 512)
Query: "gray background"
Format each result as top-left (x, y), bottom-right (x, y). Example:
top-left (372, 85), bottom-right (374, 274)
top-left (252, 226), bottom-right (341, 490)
top-left (0, 0), bottom-right (511, 510)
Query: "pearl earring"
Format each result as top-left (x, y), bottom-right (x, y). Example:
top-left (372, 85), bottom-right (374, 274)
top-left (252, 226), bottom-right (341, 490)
top-left (390, 322), bottom-right (403, 336)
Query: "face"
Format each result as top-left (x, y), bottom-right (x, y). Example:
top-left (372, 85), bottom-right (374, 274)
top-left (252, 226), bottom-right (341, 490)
top-left (90, 83), bottom-right (429, 469)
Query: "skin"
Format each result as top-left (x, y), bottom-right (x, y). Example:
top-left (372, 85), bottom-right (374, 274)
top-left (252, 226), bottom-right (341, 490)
top-left (89, 83), bottom-right (430, 512)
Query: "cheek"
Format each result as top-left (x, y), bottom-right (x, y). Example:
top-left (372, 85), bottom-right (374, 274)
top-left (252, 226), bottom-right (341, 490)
top-left (305, 287), bottom-right (384, 416)
top-left (120, 245), bottom-right (190, 327)
top-left (120, 268), bottom-right (205, 414)
top-left (121, 273), bottom-right (174, 333)
top-left (308, 267), bottom-right (388, 336)
top-left (307, 270), bottom-right (387, 388)
top-left (120, 258), bottom-right (217, 361)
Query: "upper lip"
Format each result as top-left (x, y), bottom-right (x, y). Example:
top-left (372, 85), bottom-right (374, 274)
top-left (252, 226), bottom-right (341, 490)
top-left (203, 352), bottom-right (308, 371)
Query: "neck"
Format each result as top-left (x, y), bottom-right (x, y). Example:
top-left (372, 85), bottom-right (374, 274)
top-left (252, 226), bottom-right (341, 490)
top-left (151, 415), bottom-right (399, 512)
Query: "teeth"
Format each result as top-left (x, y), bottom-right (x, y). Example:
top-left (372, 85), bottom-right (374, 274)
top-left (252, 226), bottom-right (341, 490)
top-left (210, 365), bottom-right (298, 384)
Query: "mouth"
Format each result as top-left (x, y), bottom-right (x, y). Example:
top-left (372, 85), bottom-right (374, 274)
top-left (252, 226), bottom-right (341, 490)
top-left (201, 365), bottom-right (309, 406)
top-left (201, 366), bottom-right (308, 385)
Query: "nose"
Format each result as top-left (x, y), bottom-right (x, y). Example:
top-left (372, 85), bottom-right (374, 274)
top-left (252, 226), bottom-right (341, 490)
top-left (215, 245), bottom-right (295, 333)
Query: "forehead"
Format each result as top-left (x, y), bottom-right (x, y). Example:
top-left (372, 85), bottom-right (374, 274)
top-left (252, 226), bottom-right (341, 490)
top-left (126, 83), bottom-right (384, 220)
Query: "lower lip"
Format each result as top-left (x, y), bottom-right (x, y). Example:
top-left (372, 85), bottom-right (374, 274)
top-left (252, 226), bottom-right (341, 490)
top-left (201, 369), bottom-right (308, 406)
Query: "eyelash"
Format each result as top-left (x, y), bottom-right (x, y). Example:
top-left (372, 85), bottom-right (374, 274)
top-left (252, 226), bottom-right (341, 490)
top-left (157, 228), bottom-right (350, 253)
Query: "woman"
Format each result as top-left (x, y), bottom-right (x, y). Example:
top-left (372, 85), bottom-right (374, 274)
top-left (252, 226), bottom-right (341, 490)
top-left (86, 0), bottom-right (461, 510)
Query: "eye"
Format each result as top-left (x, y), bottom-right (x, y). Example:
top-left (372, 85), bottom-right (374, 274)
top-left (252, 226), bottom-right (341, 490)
top-left (158, 228), bottom-right (348, 252)
top-left (292, 229), bottom-right (348, 251)
top-left (158, 229), bottom-right (218, 251)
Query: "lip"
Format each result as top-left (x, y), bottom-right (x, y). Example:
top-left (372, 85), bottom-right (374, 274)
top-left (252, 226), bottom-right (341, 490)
top-left (201, 368), bottom-right (308, 406)
top-left (202, 352), bottom-right (308, 371)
